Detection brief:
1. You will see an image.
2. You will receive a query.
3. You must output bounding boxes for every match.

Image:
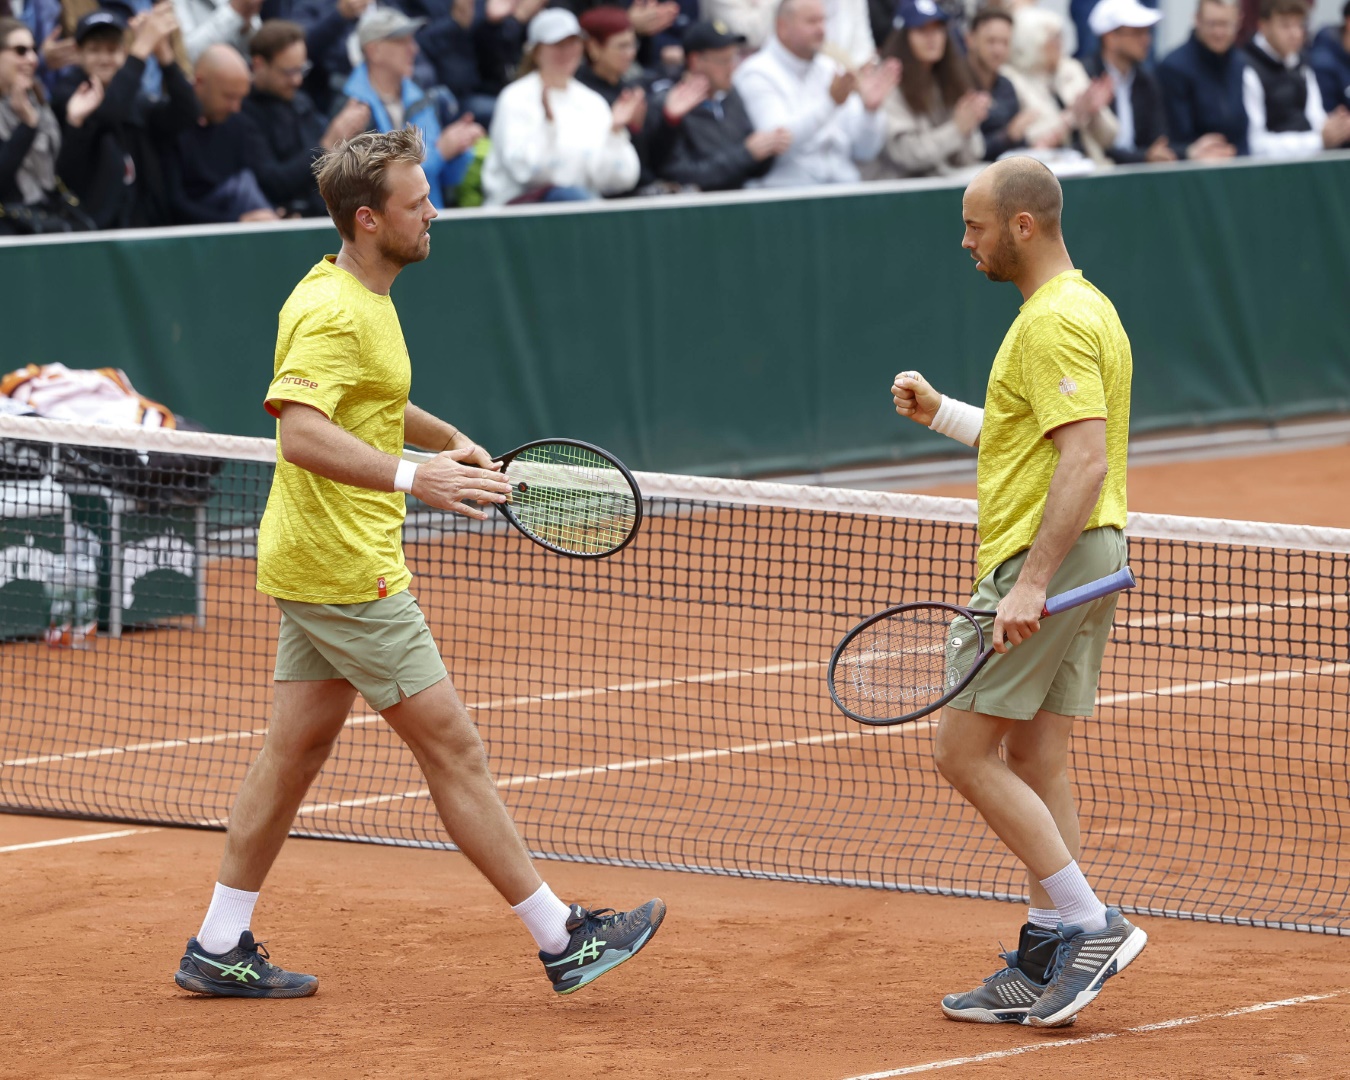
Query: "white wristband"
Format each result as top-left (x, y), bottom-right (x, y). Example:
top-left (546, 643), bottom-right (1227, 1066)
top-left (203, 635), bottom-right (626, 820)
top-left (929, 395), bottom-right (984, 447)
top-left (393, 459), bottom-right (418, 493)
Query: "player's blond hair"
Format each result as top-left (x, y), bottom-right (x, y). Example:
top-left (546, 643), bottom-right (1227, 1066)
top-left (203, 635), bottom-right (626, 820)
top-left (313, 129), bottom-right (426, 241)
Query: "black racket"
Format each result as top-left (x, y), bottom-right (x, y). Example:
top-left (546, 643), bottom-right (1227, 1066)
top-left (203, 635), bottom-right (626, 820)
top-left (827, 567), bottom-right (1137, 726)
top-left (407, 438), bottom-right (642, 558)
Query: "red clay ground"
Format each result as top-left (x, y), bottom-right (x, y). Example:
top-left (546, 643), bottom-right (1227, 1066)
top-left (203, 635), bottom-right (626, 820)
top-left (3, 443), bottom-right (1349, 1078)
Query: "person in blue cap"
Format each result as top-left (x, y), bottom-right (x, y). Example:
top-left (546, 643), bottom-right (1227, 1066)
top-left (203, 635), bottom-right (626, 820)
top-left (863, 0), bottom-right (989, 178)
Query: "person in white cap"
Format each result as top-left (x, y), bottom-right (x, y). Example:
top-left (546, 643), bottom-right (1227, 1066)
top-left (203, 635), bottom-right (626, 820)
top-left (481, 8), bottom-right (643, 203)
top-left (1081, 0), bottom-right (1177, 162)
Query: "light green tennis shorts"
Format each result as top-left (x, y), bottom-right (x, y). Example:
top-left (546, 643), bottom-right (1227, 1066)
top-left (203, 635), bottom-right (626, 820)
top-left (946, 527), bottom-right (1127, 721)
top-left (273, 589), bottom-right (448, 712)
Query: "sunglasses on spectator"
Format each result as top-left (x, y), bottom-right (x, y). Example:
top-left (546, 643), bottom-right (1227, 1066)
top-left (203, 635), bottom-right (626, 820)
top-left (276, 61), bottom-right (313, 77)
top-left (3, 43), bottom-right (37, 57)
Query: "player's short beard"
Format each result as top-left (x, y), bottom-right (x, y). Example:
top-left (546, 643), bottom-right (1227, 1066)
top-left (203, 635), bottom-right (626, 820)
top-left (379, 227), bottom-right (430, 267)
top-left (981, 223), bottom-right (1021, 282)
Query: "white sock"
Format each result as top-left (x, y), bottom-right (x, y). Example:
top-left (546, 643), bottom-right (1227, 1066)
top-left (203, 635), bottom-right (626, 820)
top-left (512, 883), bottom-right (572, 955)
top-left (1038, 862), bottom-right (1107, 933)
top-left (197, 882), bottom-right (259, 954)
top-left (1027, 906), bottom-right (1060, 931)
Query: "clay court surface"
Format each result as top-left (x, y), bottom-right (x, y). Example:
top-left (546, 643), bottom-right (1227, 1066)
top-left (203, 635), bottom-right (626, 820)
top-left (4, 441), bottom-right (1350, 1078)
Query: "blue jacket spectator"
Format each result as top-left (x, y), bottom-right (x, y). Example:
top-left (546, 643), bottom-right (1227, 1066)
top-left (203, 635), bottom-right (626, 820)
top-left (337, 8), bottom-right (483, 208)
top-left (1311, 3), bottom-right (1350, 113)
top-left (1157, 0), bottom-right (1249, 155)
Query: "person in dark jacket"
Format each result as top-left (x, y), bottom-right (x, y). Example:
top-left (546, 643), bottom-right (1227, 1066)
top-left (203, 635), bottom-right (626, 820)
top-left (1082, 0), bottom-right (1176, 162)
top-left (1242, 0), bottom-right (1350, 155)
top-left (241, 19), bottom-right (369, 216)
top-left (54, 3), bottom-right (196, 228)
top-left (162, 41), bottom-right (280, 222)
top-left (1157, 0), bottom-right (1249, 155)
top-left (966, 8), bottom-right (1031, 161)
top-left (649, 19), bottom-right (789, 192)
top-left (1310, 0), bottom-right (1350, 112)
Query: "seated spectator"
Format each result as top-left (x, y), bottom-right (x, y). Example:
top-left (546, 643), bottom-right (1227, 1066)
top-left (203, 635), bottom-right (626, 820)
top-left (1243, 0), bottom-right (1350, 154)
top-left (241, 19), bottom-right (369, 216)
top-left (733, 0), bottom-right (899, 187)
top-left (0, 15), bottom-right (91, 231)
top-left (1157, 0), bottom-right (1248, 155)
top-left (163, 42), bottom-right (280, 221)
top-left (1082, 0), bottom-right (1177, 163)
top-left (1311, 0), bottom-right (1350, 113)
top-left (650, 18), bottom-right (791, 190)
top-left (173, 0), bottom-right (261, 62)
top-left (965, 6), bottom-right (1033, 160)
top-left (552, 0), bottom-right (689, 74)
top-left (863, 0), bottom-right (986, 179)
top-left (338, 6), bottom-right (483, 208)
top-left (577, 6), bottom-right (641, 104)
top-left (53, 3), bottom-right (198, 228)
top-left (481, 7), bottom-right (641, 203)
top-left (1004, 6), bottom-right (1118, 167)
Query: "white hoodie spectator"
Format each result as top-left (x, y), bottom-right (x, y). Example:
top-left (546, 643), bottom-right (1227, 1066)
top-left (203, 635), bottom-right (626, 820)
top-left (734, 0), bottom-right (898, 187)
top-left (482, 9), bottom-right (641, 204)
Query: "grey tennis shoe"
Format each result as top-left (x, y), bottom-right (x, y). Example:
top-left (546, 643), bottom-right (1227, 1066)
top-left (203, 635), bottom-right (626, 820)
top-left (1025, 907), bottom-right (1147, 1028)
top-left (941, 948), bottom-right (1048, 1023)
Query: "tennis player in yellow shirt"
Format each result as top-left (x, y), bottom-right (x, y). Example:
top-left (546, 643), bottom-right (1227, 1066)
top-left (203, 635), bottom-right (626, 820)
top-left (891, 157), bottom-right (1145, 1029)
top-left (174, 129), bottom-right (664, 999)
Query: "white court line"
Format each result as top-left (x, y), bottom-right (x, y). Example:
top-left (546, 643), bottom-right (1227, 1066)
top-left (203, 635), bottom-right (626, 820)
top-left (1098, 661), bottom-right (1350, 708)
top-left (1, 660), bottom-right (821, 772)
top-left (1125, 591), bottom-right (1347, 630)
top-left (839, 991), bottom-right (1350, 1079)
top-left (0, 828), bottom-right (156, 853)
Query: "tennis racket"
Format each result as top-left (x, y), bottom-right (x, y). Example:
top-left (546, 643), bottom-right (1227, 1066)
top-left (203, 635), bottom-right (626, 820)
top-left (827, 567), bottom-right (1137, 726)
top-left (406, 438), bottom-right (642, 558)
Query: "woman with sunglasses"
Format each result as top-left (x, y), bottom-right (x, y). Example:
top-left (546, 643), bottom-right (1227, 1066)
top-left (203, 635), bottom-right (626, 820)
top-left (0, 16), bottom-right (94, 232)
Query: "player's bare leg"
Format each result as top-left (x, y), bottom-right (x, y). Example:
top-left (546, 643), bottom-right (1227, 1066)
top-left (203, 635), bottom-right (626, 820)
top-left (175, 679), bottom-right (355, 998)
top-left (382, 675), bottom-right (666, 994)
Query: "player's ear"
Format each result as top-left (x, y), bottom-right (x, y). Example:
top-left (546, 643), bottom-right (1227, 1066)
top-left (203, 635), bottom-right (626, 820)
top-left (355, 205), bottom-right (379, 233)
top-left (1014, 211), bottom-right (1036, 239)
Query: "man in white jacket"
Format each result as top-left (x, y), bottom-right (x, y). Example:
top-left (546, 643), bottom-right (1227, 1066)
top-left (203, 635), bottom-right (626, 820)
top-left (734, 0), bottom-right (899, 187)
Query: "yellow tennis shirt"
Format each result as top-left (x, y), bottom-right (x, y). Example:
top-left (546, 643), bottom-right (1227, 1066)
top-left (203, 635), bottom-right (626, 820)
top-left (974, 269), bottom-right (1132, 586)
top-left (256, 256), bottom-right (413, 604)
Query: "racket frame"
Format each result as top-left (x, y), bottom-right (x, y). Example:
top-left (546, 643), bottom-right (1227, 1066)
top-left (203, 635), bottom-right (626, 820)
top-left (404, 437), bottom-right (643, 559)
top-left (827, 566), bottom-right (1137, 727)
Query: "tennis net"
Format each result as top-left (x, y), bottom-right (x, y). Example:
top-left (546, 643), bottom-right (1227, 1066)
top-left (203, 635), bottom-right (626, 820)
top-left (2, 415), bottom-right (1347, 934)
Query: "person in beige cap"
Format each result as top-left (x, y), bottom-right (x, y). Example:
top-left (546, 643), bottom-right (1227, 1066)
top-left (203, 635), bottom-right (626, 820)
top-left (481, 8), bottom-right (643, 203)
top-left (337, 6), bottom-right (484, 208)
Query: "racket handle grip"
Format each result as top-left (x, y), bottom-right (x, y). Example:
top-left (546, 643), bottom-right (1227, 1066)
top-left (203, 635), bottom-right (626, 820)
top-left (1042, 566), bottom-right (1137, 616)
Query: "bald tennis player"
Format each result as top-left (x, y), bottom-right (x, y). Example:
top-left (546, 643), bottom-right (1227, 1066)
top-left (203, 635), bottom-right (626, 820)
top-left (891, 157), bottom-right (1145, 1029)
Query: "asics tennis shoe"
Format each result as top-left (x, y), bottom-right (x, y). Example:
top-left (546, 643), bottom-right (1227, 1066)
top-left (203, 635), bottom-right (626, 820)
top-left (1025, 907), bottom-right (1147, 1028)
top-left (540, 899), bottom-right (665, 995)
top-left (940, 937), bottom-right (1069, 1025)
top-left (175, 931), bottom-right (318, 998)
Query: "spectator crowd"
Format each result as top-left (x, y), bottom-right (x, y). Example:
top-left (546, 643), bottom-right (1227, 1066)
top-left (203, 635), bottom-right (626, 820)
top-left (1, 0), bottom-right (1348, 231)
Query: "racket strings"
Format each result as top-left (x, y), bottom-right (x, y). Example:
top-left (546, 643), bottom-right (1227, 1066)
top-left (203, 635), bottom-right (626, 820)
top-left (505, 444), bottom-right (638, 555)
top-left (833, 607), bottom-right (982, 720)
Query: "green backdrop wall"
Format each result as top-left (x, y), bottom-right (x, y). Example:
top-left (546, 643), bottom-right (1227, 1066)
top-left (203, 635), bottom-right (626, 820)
top-left (3, 155), bottom-right (1347, 476)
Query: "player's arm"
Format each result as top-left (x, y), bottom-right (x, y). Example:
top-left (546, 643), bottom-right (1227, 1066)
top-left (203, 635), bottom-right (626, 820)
top-left (278, 401), bottom-right (510, 520)
top-left (404, 401), bottom-right (495, 470)
top-left (994, 419), bottom-right (1108, 651)
top-left (891, 371), bottom-right (981, 448)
